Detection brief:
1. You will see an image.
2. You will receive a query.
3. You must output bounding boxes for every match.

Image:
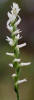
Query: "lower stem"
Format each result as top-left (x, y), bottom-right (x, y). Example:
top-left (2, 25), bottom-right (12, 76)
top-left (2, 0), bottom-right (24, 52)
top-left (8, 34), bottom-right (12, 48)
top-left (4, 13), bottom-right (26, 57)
top-left (14, 84), bottom-right (19, 100)
top-left (16, 90), bottom-right (19, 100)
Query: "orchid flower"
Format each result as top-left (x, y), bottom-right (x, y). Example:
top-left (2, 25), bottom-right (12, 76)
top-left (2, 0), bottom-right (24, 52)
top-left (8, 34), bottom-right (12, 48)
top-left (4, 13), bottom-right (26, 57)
top-left (15, 16), bottom-right (21, 26)
top-left (6, 52), bottom-right (14, 57)
top-left (6, 36), bottom-right (14, 46)
top-left (7, 12), bottom-right (16, 22)
top-left (16, 79), bottom-right (27, 85)
top-left (11, 2), bottom-right (20, 16)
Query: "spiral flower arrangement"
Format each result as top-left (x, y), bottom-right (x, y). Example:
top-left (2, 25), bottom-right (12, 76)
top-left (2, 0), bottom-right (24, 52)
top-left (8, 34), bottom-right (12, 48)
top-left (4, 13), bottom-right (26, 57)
top-left (6, 2), bottom-right (31, 100)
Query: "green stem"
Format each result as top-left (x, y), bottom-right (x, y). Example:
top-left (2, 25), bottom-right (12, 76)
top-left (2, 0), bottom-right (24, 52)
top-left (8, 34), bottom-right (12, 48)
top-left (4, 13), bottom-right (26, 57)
top-left (16, 90), bottom-right (19, 100)
top-left (14, 83), bottom-right (19, 100)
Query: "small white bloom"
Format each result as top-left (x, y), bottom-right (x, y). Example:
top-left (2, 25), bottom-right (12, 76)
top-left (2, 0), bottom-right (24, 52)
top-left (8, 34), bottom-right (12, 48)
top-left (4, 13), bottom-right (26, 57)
top-left (15, 34), bottom-right (22, 40)
top-left (7, 20), bottom-right (13, 31)
top-left (13, 58), bottom-right (21, 62)
top-left (9, 63), bottom-right (13, 68)
top-left (16, 79), bottom-right (27, 85)
top-left (9, 40), bottom-right (14, 46)
top-left (11, 2), bottom-right (20, 16)
top-left (13, 29), bottom-right (22, 35)
top-left (17, 43), bottom-right (26, 48)
top-left (15, 16), bottom-right (21, 26)
top-left (6, 36), bottom-right (11, 42)
top-left (7, 12), bottom-right (16, 22)
top-left (6, 36), bottom-right (14, 46)
top-left (6, 52), bottom-right (14, 57)
top-left (20, 62), bottom-right (31, 66)
top-left (12, 73), bottom-right (16, 77)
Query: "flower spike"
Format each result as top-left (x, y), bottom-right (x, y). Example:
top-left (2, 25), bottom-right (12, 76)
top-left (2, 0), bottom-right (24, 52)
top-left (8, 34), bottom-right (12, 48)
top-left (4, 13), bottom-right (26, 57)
top-left (6, 2), bottom-right (31, 100)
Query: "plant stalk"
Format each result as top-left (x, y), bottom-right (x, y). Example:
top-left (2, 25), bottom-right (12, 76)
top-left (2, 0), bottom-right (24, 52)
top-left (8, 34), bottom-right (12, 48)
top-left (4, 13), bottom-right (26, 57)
top-left (16, 90), bottom-right (19, 100)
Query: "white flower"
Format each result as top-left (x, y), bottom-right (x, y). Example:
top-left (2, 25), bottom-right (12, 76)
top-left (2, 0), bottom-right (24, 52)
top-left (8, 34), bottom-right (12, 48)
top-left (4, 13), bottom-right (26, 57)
top-left (9, 63), bottom-right (13, 68)
top-left (20, 62), bottom-right (31, 66)
top-left (13, 29), bottom-right (22, 35)
top-left (13, 58), bottom-right (21, 62)
top-left (6, 36), bottom-right (14, 46)
top-left (6, 36), bottom-right (11, 41)
top-left (15, 34), bottom-right (22, 40)
top-left (7, 20), bottom-right (13, 32)
top-left (16, 79), bottom-right (27, 85)
top-left (9, 40), bottom-right (13, 46)
top-left (7, 12), bottom-right (16, 22)
top-left (11, 2), bottom-right (20, 16)
top-left (12, 73), bottom-right (16, 77)
top-left (17, 43), bottom-right (26, 48)
top-left (15, 16), bottom-right (21, 26)
top-left (6, 52), bottom-right (14, 57)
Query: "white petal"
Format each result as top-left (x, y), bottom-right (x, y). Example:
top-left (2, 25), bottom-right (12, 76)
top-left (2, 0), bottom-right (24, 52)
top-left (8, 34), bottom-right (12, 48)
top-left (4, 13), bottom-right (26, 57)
top-left (16, 79), bottom-right (27, 85)
top-left (17, 43), bottom-right (26, 48)
top-left (13, 29), bottom-right (20, 34)
top-left (6, 36), bottom-right (14, 46)
top-left (6, 36), bottom-right (11, 42)
top-left (15, 34), bottom-right (20, 39)
top-left (12, 2), bottom-right (20, 15)
top-left (7, 12), bottom-right (16, 22)
top-left (9, 63), bottom-right (13, 68)
top-left (13, 2), bottom-right (19, 10)
top-left (6, 52), bottom-right (14, 57)
top-left (9, 40), bottom-right (14, 46)
top-left (15, 16), bottom-right (21, 26)
top-left (13, 29), bottom-right (22, 35)
top-left (7, 20), bottom-right (13, 31)
top-left (15, 34), bottom-right (22, 40)
top-left (12, 73), bottom-right (16, 77)
top-left (8, 12), bottom-right (12, 19)
top-left (13, 58), bottom-right (21, 62)
top-left (20, 62), bottom-right (31, 66)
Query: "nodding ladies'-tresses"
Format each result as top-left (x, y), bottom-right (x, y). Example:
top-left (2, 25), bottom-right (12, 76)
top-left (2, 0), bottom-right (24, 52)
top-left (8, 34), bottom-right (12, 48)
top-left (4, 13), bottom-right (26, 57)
top-left (6, 2), bottom-right (31, 100)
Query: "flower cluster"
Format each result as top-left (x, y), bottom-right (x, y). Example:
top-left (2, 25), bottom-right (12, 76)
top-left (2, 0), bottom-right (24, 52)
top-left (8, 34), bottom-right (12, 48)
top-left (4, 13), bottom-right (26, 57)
top-left (6, 2), bottom-right (31, 100)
